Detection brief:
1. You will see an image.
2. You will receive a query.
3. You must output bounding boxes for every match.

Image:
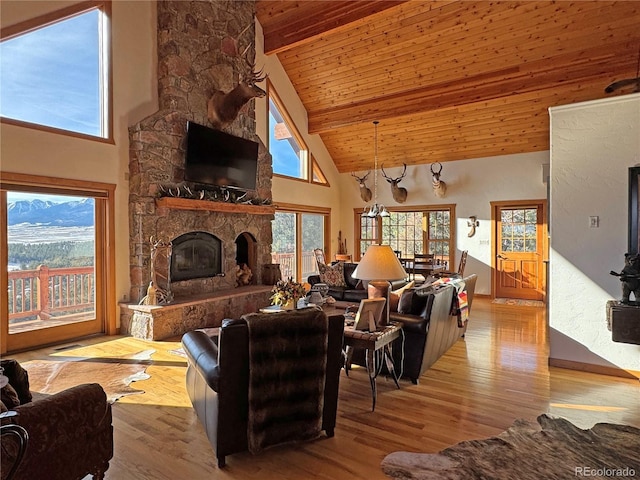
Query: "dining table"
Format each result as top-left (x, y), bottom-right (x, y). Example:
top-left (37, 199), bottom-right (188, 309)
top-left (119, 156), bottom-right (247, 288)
top-left (400, 259), bottom-right (446, 279)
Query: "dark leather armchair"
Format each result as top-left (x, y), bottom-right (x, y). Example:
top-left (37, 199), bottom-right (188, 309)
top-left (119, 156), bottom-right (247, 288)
top-left (0, 383), bottom-right (113, 480)
top-left (182, 308), bottom-right (344, 467)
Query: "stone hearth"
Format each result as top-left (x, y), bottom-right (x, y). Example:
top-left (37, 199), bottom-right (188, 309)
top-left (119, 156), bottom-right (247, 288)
top-left (123, 0), bottom-right (273, 338)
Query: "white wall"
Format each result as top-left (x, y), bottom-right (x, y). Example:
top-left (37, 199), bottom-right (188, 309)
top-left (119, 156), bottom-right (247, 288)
top-left (336, 152), bottom-right (549, 295)
top-left (549, 94), bottom-right (640, 372)
top-left (1, 1), bottom-right (157, 314)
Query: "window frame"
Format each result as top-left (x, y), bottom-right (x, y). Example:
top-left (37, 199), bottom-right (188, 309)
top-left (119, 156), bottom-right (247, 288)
top-left (267, 81), bottom-right (328, 186)
top-left (354, 204), bottom-right (456, 267)
top-left (0, 171), bottom-right (117, 354)
top-left (0, 1), bottom-right (113, 143)
top-left (273, 202), bottom-right (331, 283)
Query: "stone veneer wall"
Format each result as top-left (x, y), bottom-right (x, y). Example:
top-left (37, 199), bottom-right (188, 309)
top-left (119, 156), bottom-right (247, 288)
top-left (128, 0), bottom-right (273, 303)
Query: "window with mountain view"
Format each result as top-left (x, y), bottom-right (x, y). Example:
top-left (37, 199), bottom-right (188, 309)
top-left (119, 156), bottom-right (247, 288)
top-left (6, 192), bottom-right (96, 334)
top-left (0, 3), bottom-right (111, 139)
top-left (1, 176), bottom-right (114, 352)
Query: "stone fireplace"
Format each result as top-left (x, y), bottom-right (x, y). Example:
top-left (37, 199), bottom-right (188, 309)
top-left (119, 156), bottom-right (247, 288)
top-left (121, 0), bottom-right (273, 339)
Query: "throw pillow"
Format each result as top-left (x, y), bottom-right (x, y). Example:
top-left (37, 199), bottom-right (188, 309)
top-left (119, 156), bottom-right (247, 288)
top-left (342, 263), bottom-right (359, 289)
top-left (318, 262), bottom-right (347, 288)
top-left (397, 289), bottom-right (415, 314)
top-left (410, 292), bottom-right (430, 316)
top-left (0, 400), bottom-right (7, 413)
top-left (397, 287), bottom-right (431, 316)
top-left (389, 281), bottom-right (415, 312)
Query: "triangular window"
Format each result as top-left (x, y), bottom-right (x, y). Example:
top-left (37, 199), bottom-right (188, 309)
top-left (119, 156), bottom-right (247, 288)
top-left (311, 154), bottom-right (329, 185)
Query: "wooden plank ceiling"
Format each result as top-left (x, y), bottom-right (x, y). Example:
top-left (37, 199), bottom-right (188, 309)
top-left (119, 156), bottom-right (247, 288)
top-left (256, 1), bottom-right (640, 173)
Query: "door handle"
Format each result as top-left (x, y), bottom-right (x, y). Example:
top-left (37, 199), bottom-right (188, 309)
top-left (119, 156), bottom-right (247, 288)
top-left (497, 254), bottom-right (508, 260)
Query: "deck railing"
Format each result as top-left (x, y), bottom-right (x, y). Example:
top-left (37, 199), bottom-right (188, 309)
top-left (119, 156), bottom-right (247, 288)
top-left (8, 265), bottom-right (95, 323)
top-left (270, 251), bottom-right (318, 282)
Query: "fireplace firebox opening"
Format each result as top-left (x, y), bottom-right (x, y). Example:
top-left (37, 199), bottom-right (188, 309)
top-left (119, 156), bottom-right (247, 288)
top-left (235, 232), bottom-right (257, 286)
top-left (171, 231), bottom-right (223, 282)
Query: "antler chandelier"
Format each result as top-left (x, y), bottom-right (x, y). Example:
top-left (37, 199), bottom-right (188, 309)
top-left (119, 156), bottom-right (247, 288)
top-left (362, 121), bottom-right (390, 218)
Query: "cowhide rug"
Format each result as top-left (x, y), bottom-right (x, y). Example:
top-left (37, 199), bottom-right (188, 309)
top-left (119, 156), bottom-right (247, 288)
top-left (23, 349), bottom-right (154, 403)
top-left (381, 414), bottom-right (640, 480)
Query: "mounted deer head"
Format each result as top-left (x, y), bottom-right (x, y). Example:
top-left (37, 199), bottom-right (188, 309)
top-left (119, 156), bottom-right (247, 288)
top-left (381, 163), bottom-right (408, 203)
top-left (207, 23), bottom-right (268, 127)
top-left (351, 171), bottom-right (372, 202)
top-left (430, 162), bottom-right (447, 198)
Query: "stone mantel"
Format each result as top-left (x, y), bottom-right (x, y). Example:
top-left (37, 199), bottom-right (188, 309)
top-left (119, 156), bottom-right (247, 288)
top-left (155, 197), bottom-right (275, 215)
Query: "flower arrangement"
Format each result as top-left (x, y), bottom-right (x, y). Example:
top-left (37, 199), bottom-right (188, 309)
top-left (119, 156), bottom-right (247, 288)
top-left (270, 277), bottom-right (307, 308)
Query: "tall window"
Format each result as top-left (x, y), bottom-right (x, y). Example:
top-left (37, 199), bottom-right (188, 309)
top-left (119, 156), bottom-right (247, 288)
top-left (269, 85), bottom-right (307, 179)
top-left (272, 205), bottom-right (330, 282)
top-left (268, 82), bottom-right (327, 185)
top-left (356, 206), bottom-right (455, 266)
top-left (0, 2), bottom-right (111, 139)
top-left (1, 173), bottom-right (116, 353)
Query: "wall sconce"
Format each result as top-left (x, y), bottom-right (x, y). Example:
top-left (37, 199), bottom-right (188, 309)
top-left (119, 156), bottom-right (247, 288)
top-left (467, 216), bottom-right (479, 237)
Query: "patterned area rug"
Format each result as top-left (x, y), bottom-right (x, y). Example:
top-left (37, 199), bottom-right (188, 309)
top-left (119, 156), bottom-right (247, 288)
top-left (23, 349), bottom-right (155, 403)
top-left (492, 297), bottom-right (545, 307)
top-left (381, 415), bottom-right (640, 480)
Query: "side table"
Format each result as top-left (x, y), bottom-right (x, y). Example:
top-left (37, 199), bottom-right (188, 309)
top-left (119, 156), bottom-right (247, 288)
top-left (343, 323), bottom-right (402, 411)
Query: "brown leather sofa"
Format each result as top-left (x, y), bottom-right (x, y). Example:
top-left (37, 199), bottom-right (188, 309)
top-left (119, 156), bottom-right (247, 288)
top-left (0, 381), bottom-right (113, 480)
top-left (389, 274), bottom-right (478, 384)
top-left (181, 308), bottom-right (344, 467)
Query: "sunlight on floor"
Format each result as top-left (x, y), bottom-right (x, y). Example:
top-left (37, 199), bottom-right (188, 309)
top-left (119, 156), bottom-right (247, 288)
top-left (550, 403), bottom-right (629, 413)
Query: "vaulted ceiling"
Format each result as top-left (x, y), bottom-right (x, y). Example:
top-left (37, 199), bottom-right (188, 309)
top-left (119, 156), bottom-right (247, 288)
top-left (256, 1), bottom-right (640, 173)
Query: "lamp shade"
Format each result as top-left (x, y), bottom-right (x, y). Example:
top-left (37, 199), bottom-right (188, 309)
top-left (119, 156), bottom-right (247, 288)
top-left (352, 244), bottom-right (407, 281)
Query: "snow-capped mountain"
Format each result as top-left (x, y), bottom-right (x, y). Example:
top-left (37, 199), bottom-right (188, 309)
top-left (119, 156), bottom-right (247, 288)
top-left (7, 199), bottom-right (94, 226)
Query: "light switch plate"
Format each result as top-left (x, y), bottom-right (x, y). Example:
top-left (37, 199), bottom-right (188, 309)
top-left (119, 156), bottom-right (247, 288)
top-left (589, 216), bottom-right (599, 228)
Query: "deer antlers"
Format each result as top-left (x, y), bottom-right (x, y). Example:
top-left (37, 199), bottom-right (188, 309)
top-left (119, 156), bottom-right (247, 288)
top-left (381, 164), bottom-right (408, 203)
top-left (207, 21), bottom-right (268, 127)
top-left (351, 171), bottom-right (372, 202)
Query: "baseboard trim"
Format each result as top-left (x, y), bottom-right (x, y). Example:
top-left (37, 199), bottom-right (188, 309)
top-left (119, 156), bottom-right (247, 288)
top-left (549, 358), bottom-right (640, 380)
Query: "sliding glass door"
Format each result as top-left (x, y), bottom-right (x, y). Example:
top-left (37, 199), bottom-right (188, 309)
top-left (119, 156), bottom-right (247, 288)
top-left (1, 174), bottom-right (115, 353)
top-left (271, 205), bottom-right (330, 283)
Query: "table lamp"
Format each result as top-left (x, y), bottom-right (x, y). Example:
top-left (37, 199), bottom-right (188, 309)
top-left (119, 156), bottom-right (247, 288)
top-left (352, 244), bottom-right (408, 327)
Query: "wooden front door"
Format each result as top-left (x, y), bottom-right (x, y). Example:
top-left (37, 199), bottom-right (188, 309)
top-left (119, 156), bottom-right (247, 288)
top-left (493, 201), bottom-right (547, 301)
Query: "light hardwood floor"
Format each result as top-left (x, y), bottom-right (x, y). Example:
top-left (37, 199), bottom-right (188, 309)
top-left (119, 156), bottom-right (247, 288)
top-left (10, 298), bottom-right (640, 480)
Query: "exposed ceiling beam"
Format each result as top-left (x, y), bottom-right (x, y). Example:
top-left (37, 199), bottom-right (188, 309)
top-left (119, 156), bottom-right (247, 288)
top-left (258, 0), bottom-right (411, 55)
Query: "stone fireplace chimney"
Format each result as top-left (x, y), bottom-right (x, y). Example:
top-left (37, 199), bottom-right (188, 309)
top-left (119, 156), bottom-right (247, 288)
top-left (128, 0), bottom-right (273, 303)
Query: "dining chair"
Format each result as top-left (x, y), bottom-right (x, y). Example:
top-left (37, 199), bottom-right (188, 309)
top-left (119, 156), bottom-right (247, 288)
top-left (434, 250), bottom-right (468, 278)
top-left (313, 248), bottom-right (326, 269)
top-left (412, 253), bottom-right (434, 281)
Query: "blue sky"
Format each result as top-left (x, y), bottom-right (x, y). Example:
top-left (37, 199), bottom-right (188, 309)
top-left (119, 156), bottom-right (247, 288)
top-left (7, 192), bottom-right (79, 203)
top-left (269, 111), bottom-right (302, 178)
top-left (0, 9), bottom-right (101, 136)
top-left (1, 7), bottom-right (301, 179)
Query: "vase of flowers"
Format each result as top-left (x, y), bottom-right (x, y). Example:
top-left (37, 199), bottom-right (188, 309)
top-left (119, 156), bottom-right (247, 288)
top-left (271, 277), bottom-right (307, 310)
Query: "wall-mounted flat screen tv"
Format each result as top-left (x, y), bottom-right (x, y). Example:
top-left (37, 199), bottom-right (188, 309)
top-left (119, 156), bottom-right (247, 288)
top-left (185, 121), bottom-right (259, 191)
